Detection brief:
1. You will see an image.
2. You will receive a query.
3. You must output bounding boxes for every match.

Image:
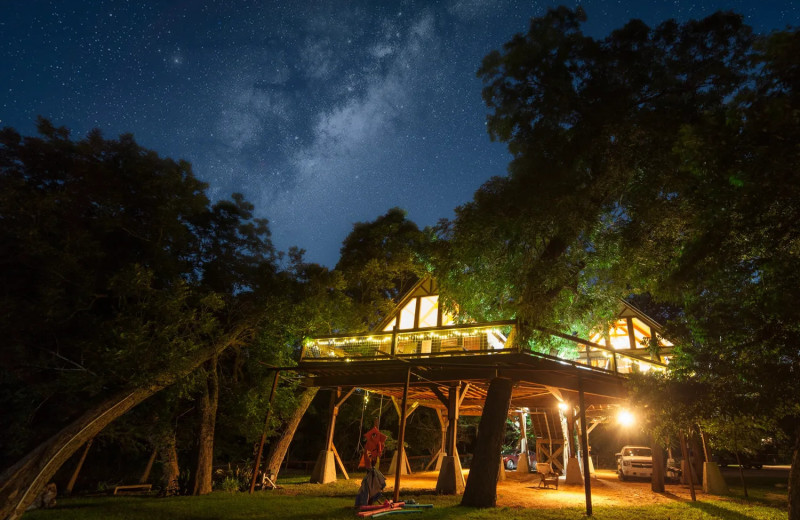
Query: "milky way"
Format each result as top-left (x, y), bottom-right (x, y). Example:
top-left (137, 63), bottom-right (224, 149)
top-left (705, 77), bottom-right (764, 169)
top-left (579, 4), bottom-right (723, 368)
top-left (2, 0), bottom-right (796, 265)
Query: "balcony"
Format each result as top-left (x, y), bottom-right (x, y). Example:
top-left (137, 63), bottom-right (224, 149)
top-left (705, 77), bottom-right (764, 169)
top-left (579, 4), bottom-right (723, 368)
top-left (301, 320), bottom-right (666, 375)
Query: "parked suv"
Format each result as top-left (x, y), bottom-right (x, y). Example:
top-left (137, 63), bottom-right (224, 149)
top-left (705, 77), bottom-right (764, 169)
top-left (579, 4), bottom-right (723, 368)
top-left (616, 446), bottom-right (653, 480)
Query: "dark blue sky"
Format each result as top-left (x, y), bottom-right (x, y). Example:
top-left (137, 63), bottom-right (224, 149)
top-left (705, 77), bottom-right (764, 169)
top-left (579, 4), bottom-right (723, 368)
top-left (2, 1), bottom-right (796, 266)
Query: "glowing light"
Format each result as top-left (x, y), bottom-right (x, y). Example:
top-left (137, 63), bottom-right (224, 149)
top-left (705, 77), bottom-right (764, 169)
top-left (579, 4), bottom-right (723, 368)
top-left (557, 402), bottom-right (569, 412)
top-left (618, 409), bottom-right (635, 427)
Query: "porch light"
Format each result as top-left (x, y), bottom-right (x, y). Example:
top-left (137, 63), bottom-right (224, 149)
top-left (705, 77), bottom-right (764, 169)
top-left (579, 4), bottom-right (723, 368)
top-left (557, 402), bottom-right (569, 412)
top-left (617, 409), bottom-right (635, 427)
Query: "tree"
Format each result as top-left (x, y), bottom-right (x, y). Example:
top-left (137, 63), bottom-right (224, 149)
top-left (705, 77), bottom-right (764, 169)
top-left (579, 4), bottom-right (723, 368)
top-left (337, 208), bottom-right (427, 330)
top-left (435, 7), bottom-right (799, 515)
top-left (0, 120), bottom-right (277, 517)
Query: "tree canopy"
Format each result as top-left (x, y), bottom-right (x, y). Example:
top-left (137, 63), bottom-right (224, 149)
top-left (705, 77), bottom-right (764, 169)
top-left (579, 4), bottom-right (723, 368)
top-left (432, 7), bottom-right (799, 515)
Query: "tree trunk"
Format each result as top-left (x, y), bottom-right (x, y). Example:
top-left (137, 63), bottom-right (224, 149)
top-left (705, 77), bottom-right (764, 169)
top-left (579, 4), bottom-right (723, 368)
top-left (159, 431), bottom-right (180, 496)
top-left (650, 434), bottom-right (665, 493)
top-left (461, 377), bottom-right (513, 508)
top-left (192, 355), bottom-right (219, 496)
top-left (0, 329), bottom-right (245, 520)
top-left (265, 387), bottom-right (318, 480)
top-left (788, 423), bottom-right (799, 520)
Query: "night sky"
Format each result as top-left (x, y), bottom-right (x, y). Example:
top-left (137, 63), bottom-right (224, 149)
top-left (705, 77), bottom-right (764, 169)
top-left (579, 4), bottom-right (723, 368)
top-left (2, 1), bottom-right (796, 266)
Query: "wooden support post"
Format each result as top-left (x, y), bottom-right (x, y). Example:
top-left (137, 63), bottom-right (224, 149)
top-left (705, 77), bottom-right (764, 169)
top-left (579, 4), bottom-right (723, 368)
top-left (391, 325), bottom-right (399, 356)
top-left (518, 411), bottom-right (530, 473)
top-left (436, 382), bottom-right (465, 494)
top-left (250, 370), bottom-right (280, 494)
top-left (446, 383), bottom-right (459, 456)
top-left (66, 437), bottom-right (93, 495)
top-left (393, 367), bottom-right (411, 503)
top-left (626, 317), bottom-right (637, 350)
top-left (578, 376), bottom-right (592, 517)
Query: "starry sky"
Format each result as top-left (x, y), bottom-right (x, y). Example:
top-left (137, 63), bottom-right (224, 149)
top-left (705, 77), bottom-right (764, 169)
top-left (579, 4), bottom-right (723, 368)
top-left (2, 1), bottom-right (797, 266)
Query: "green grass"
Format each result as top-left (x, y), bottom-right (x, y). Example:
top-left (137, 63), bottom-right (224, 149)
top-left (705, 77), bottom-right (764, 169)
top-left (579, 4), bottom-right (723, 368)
top-left (23, 473), bottom-right (787, 520)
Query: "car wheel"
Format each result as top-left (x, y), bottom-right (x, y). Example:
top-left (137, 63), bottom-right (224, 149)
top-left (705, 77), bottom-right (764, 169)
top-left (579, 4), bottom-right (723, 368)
top-left (506, 460), bottom-right (516, 470)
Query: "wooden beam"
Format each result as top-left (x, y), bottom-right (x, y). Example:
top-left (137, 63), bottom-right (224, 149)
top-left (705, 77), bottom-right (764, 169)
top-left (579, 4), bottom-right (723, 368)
top-left (458, 382), bottom-right (471, 407)
top-left (428, 384), bottom-right (449, 407)
top-left (626, 317), bottom-right (637, 350)
top-left (336, 388), bottom-right (355, 409)
top-left (545, 386), bottom-right (564, 402)
top-left (393, 367), bottom-right (412, 503)
top-left (405, 401), bottom-right (419, 419)
top-left (331, 445), bottom-right (349, 480)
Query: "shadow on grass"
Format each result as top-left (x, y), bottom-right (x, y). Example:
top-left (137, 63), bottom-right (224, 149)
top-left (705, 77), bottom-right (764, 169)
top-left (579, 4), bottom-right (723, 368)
top-left (658, 490), bottom-right (691, 503)
top-left (687, 500), bottom-right (762, 520)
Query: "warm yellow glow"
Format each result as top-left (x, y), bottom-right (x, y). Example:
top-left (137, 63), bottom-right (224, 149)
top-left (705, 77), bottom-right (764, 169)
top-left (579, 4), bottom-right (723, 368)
top-left (618, 409), bottom-right (635, 427)
top-left (399, 299), bottom-right (417, 329)
top-left (383, 318), bottom-right (396, 332)
top-left (418, 296), bottom-right (438, 328)
top-left (557, 402), bottom-right (569, 412)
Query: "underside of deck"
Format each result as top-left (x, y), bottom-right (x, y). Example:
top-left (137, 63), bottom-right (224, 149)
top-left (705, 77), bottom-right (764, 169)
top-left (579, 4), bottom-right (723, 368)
top-left (299, 350), bottom-right (627, 417)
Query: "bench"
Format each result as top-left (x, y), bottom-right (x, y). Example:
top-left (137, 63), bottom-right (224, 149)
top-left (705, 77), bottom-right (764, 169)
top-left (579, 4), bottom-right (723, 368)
top-left (113, 484), bottom-right (152, 495)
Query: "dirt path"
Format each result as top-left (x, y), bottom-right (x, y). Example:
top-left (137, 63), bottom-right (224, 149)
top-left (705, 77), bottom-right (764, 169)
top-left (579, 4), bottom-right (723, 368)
top-left (386, 469), bottom-right (719, 509)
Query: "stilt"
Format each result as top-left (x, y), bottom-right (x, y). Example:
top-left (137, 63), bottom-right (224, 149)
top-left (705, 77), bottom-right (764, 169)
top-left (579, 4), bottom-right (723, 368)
top-left (578, 375), bottom-right (592, 516)
top-left (517, 411), bottom-right (530, 473)
top-left (565, 402), bottom-right (583, 486)
top-left (310, 387), bottom-right (354, 484)
top-left (250, 370), bottom-right (280, 493)
top-left (392, 367), bottom-right (411, 502)
top-left (436, 382), bottom-right (465, 494)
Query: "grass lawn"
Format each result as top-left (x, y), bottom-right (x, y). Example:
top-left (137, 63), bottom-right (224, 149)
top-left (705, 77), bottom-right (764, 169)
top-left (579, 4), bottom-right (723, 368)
top-left (23, 471), bottom-right (788, 520)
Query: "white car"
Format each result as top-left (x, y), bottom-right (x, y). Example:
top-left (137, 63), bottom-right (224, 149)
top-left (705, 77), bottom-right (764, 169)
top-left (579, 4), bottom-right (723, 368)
top-left (616, 446), bottom-right (653, 480)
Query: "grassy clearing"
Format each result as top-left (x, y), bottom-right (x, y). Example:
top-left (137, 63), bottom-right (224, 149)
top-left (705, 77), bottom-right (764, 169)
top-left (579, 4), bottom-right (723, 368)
top-left (23, 472), bottom-right (787, 520)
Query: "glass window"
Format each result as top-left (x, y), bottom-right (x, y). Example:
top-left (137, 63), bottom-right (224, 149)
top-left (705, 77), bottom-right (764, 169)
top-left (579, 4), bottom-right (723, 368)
top-left (418, 296), bottom-right (438, 328)
top-left (399, 299), bottom-right (417, 329)
top-left (382, 318), bottom-right (397, 332)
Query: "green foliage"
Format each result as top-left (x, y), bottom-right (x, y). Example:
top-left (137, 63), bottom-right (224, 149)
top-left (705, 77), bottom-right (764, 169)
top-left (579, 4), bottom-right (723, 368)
top-left (336, 208), bottom-right (428, 330)
top-left (0, 120), bottom-right (277, 466)
top-left (219, 476), bottom-right (242, 493)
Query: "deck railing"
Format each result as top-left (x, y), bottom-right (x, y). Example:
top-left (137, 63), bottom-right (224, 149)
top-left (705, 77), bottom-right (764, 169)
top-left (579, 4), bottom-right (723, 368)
top-left (301, 321), bottom-right (515, 361)
top-left (301, 321), bottom-right (667, 375)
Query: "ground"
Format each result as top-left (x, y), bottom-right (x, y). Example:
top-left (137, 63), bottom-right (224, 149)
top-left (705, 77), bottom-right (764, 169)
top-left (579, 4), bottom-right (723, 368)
top-left (388, 467), bottom-right (789, 510)
top-left (23, 466), bottom-right (788, 519)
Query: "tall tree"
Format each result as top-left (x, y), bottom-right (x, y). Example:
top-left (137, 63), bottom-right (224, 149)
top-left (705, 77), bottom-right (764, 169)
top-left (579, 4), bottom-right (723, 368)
top-left (0, 120), bottom-right (277, 517)
top-left (337, 208), bottom-right (427, 330)
top-left (435, 7), bottom-right (798, 515)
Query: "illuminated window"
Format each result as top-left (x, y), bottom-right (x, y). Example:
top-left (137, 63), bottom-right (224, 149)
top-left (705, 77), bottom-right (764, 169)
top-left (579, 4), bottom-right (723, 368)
top-left (382, 318), bottom-right (397, 332)
top-left (418, 296), bottom-right (438, 328)
top-left (399, 299), bottom-right (417, 329)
